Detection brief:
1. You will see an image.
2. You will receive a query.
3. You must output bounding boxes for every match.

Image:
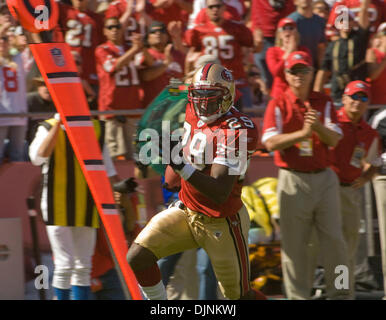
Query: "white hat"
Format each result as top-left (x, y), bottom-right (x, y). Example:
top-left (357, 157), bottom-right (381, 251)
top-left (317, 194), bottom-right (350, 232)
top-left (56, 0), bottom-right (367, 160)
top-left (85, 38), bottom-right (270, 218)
top-left (378, 22), bottom-right (386, 33)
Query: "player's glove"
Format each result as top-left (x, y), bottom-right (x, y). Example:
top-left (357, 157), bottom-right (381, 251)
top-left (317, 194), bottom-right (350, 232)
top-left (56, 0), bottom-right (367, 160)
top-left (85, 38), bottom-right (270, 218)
top-left (168, 138), bottom-right (185, 171)
top-left (161, 136), bottom-right (196, 180)
top-left (162, 183), bottom-right (181, 193)
top-left (113, 177), bottom-right (138, 194)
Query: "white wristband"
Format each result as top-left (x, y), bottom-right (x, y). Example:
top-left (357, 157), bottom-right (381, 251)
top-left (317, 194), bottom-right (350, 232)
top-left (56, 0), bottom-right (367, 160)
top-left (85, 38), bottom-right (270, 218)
top-left (177, 163), bottom-right (196, 181)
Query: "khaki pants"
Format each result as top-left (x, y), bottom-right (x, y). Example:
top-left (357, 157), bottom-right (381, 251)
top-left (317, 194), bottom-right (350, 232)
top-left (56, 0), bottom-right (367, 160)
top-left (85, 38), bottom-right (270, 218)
top-left (278, 168), bottom-right (349, 299)
top-left (340, 185), bottom-right (361, 299)
top-left (105, 117), bottom-right (139, 159)
top-left (373, 175), bottom-right (386, 299)
top-left (135, 205), bottom-right (251, 300)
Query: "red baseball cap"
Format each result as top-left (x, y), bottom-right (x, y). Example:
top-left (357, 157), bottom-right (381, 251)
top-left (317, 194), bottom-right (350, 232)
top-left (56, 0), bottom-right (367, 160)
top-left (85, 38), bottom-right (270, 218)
top-left (278, 18), bottom-right (297, 29)
top-left (344, 80), bottom-right (371, 97)
top-left (285, 51), bottom-right (312, 69)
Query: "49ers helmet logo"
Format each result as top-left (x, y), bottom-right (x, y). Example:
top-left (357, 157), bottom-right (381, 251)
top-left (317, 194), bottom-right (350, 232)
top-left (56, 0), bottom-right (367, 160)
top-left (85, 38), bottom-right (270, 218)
top-left (221, 69), bottom-right (233, 82)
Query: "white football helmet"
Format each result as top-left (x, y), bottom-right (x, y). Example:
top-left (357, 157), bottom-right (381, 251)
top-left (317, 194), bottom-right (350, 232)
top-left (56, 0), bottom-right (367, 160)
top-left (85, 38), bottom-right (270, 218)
top-left (188, 63), bottom-right (235, 123)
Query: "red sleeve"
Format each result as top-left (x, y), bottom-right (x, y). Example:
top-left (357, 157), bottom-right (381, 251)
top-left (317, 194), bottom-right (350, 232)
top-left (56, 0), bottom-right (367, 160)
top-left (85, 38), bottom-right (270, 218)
top-left (184, 28), bottom-right (200, 50)
top-left (92, 12), bottom-right (106, 45)
top-left (194, 8), bottom-right (207, 25)
top-left (325, 1), bottom-right (342, 39)
top-left (262, 98), bottom-right (281, 143)
top-left (105, 3), bottom-right (122, 18)
top-left (237, 24), bottom-right (253, 47)
top-left (266, 46), bottom-right (285, 77)
top-left (283, 0), bottom-right (295, 16)
top-left (225, 4), bottom-right (241, 21)
top-left (95, 46), bottom-right (117, 74)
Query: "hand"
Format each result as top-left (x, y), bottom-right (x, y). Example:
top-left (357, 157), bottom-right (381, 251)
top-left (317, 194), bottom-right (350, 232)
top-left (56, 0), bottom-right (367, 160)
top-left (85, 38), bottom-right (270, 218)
top-left (162, 182), bottom-right (181, 193)
top-left (161, 136), bottom-right (185, 171)
top-left (154, 0), bottom-right (172, 9)
top-left (113, 177), bottom-right (138, 193)
top-left (54, 113), bottom-right (62, 123)
top-left (0, 22), bottom-right (12, 37)
top-left (163, 43), bottom-right (173, 66)
top-left (287, 34), bottom-right (297, 52)
top-left (167, 21), bottom-right (182, 39)
top-left (135, 0), bottom-right (146, 12)
top-left (351, 177), bottom-right (367, 189)
top-left (125, 0), bottom-right (134, 13)
top-left (304, 102), bottom-right (322, 131)
top-left (253, 28), bottom-right (263, 52)
top-left (131, 33), bottom-right (143, 53)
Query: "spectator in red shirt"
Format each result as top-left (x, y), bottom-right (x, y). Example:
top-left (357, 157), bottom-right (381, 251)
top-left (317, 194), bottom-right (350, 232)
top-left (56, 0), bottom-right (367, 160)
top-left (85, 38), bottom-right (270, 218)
top-left (325, 0), bottom-right (386, 40)
top-left (266, 17), bottom-right (311, 99)
top-left (250, 0), bottom-right (295, 89)
top-left (366, 23), bottom-right (386, 106)
top-left (184, 0), bottom-right (257, 111)
top-left (104, 0), bottom-right (148, 47)
top-left (139, 21), bottom-right (186, 108)
top-left (261, 51), bottom-right (349, 300)
top-left (95, 17), bottom-right (144, 160)
top-left (330, 80), bottom-right (382, 299)
top-left (53, 0), bottom-right (105, 93)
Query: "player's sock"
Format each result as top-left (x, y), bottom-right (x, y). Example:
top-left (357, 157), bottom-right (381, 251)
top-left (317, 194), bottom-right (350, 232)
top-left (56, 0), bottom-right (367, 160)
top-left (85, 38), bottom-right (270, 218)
top-left (72, 285), bottom-right (90, 300)
top-left (54, 287), bottom-right (71, 300)
top-left (139, 280), bottom-right (167, 300)
top-left (134, 263), bottom-right (167, 300)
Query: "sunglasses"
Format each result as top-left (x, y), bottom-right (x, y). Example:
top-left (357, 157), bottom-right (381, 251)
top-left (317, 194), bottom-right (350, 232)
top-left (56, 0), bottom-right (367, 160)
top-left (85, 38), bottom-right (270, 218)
top-left (282, 25), bottom-right (295, 31)
top-left (286, 68), bottom-right (311, 75)
top-left (105, 24), bottom-right (121, 30)
top-left (350, 94), bottom-right (368, 102)
top-left (149, 28), bottom-right (167, 34)
top-left (208, 4), bottom-right (223, 9)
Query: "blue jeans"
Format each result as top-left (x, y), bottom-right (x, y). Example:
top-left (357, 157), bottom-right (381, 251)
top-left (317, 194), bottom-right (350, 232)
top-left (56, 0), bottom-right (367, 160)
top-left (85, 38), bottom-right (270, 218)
top-left (0, 125), bottom-right (27, 163)
top-left (158, 248), bottom-right (218, 300)
top-left (196, 248), bottom-right (217, 300)
top-left (237, 86), bottom-right (254, 110)
top-left (254, 37), bottom-right (275, 89)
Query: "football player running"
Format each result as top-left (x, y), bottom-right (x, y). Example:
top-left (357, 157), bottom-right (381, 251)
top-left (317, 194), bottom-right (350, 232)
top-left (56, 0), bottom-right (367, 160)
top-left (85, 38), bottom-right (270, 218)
top-left (126, 63), bottom-right (262, 300)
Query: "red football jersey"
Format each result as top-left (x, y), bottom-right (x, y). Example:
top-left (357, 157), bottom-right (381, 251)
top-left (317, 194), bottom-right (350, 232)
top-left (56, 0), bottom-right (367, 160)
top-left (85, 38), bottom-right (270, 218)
top-left (95, 41), bottom-right (142, 114)
top-left (326, 0), bottom-right (386, 37)
top-left (184, 20), bottom-right (254, 87)
top-left (54, 3), bottom-right (105, 85)
top-left (331, 108), bottom-right (382, 184)
top-left (105, 0), bottom-right (147, 46)
top-left (179, 104), bottom-right (259, 218)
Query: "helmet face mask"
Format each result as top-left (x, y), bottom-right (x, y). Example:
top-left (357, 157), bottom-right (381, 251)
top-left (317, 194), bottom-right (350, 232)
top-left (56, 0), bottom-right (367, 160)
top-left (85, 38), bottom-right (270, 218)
top-left (188, 63), bottom-right (235, 123)
top-left (189, 85), bottom-right (229, 118)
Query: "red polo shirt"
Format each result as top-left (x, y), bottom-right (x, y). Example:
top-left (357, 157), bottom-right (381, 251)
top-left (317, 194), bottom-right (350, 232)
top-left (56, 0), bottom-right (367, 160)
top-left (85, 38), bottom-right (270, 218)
top-left (331, 108), bottom-right (381, 184)
top-left (262, 88), bottom-right (342, 171)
